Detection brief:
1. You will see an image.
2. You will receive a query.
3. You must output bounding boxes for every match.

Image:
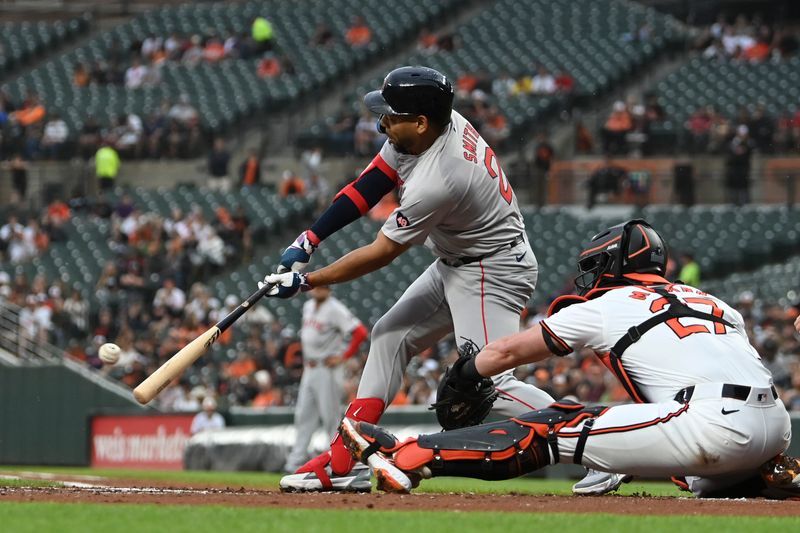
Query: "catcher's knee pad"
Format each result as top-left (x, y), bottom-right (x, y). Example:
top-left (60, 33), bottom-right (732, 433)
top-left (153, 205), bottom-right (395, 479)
top-left (393, 401), bottom-right (606, 480)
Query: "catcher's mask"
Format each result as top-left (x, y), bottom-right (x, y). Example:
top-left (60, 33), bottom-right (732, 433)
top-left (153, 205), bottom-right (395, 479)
top-left (574, 219), bottom-right (668, 297)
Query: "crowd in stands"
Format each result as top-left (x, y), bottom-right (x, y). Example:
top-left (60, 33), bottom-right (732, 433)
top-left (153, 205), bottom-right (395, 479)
top-left (0, 88), bottom-right (205, 163)
top-left (2, 195), bottom-right (799, 413)
top-left (692, 13), bottom-right (798, 63)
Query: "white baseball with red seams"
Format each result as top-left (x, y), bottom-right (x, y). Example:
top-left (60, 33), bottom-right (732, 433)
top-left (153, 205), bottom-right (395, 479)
top-left (99, 343), bottom-right (121, 365)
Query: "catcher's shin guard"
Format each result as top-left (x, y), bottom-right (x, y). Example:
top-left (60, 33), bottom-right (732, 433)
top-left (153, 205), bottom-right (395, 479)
top-left (392, 402), bottom-right (606, 481)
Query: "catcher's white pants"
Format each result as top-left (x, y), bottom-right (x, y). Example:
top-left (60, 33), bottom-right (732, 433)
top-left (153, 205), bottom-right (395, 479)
top-left (357, 240), bottom-right (555, 416)
top-left (555, 383), bottom-right (791, 496)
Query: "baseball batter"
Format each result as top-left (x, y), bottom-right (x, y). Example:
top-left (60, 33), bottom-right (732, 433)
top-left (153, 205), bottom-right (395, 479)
top-left (284, 286), bottom-right (368, 473)
top-left (264, 66), bottom-right (577, 492)
top-left (339, 220), bottom-right (798, 498)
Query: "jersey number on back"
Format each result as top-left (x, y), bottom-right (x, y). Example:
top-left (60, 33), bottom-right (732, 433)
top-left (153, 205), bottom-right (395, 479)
top-left (483, 147), bottom-right (513, 205)
top-left (649, 296), bottom-right (728, 339)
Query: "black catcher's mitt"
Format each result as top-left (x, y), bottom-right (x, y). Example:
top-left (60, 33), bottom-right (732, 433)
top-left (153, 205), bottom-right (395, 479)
top-left (430, 339), bottom-right (499, 430)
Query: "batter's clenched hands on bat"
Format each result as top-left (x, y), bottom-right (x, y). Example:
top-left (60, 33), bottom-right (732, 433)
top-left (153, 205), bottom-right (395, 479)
top-left (259, 271), bottom-right (312, 298)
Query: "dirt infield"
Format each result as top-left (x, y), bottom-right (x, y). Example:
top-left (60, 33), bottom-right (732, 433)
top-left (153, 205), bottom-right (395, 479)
top-left (2, 481), bottom-right (799, 516)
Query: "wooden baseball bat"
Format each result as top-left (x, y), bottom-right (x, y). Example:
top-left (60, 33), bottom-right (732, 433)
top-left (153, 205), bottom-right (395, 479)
top-left (133, 282), bottom-right (276, 404)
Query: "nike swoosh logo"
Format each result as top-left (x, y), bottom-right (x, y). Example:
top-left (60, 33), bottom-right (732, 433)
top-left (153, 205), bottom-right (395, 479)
top-left (352, 406), bottom-right (363, 418)
top-left (515, 251), bottom-right (527, 262)
top-left (721, 408), bottom-right (740, 415)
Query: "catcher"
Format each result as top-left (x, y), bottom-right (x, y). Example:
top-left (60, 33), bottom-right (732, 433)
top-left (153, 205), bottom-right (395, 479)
top-left (339, 220), bottom-right (799, 498)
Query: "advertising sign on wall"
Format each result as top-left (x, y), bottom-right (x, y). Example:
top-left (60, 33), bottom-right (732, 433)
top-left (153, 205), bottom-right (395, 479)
top-left (91, 415), bottom-right (193, 469)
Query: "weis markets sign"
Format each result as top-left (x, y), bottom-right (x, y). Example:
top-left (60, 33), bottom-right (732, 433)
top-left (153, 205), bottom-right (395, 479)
top-left (91, 415), bottom-right (193, 469)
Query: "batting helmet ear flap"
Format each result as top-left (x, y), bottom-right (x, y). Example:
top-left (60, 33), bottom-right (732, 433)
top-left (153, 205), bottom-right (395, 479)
top-left (547, 295), bottom-right (588, 317)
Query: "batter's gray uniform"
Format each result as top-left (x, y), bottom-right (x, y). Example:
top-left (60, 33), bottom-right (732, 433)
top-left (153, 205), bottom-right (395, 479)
top-left (358, 110), bottom-right (555, 415)
top-left (285, 295), bottom-right (362, 472)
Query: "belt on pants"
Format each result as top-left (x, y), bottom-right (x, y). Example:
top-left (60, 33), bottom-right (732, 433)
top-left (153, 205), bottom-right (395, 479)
top-left (305, 359), bottom-right (322, 368)
top-left (674, 383), bottom-right (778, 403)
top-left (440, 234), bottom-right (525, 268)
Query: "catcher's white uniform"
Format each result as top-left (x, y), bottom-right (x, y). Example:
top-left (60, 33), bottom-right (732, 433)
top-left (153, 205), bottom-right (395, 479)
top-left (542, 282), bottom-right (791, 496)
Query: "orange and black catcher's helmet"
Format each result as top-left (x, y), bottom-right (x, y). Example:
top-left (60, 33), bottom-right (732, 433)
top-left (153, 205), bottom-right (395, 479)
top-left (574, 219), bottom-right (668, 296)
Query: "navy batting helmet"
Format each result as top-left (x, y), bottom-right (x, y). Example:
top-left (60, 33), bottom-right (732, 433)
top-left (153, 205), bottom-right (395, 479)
top-left (364, 66), bottom-right (454, 125)
top-left (574, 219), bottom-right (668, 296)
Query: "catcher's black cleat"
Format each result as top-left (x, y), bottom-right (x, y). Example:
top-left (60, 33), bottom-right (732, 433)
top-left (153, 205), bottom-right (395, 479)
top-left (339, 418), bottom-right (412, 493)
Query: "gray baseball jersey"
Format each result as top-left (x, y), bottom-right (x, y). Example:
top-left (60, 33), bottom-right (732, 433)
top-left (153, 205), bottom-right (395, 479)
top-left (357, 110), bottom-right (555, 418)
top-left (300, 296), bottom-right (360, 362)
top-left (286, 295), bottom-right (362, 472)
top-left (380, 110), bottom-right (526, 259)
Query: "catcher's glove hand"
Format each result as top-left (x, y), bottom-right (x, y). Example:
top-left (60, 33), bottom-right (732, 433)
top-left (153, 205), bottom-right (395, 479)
top-left (430, 339), bottom-right (498, 430)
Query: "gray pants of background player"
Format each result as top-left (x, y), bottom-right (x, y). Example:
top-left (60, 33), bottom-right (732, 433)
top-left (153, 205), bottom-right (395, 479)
top-left (357, 238), bottom-right (556, 416)
top-left (285, 363), bottom-right (344, 472)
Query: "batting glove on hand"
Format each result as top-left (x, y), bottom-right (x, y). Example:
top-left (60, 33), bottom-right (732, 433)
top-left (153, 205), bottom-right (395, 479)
top-left (278, 230), bottom-right (319, 273)
top-left (259, 272), bottom-right (312, 299)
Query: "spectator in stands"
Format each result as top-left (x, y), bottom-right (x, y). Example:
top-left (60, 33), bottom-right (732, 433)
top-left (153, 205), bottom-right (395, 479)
top-left (124, 57), bottom-right (148, 89)
top-left (554, 70), bottom-right (575, 94)
top-left (207, 138), bottom-right (231, 192)
top-left (203, 35), bottom-right (226, 62)
top-left (602, 101), bottom-right (633, 155)
top-left (368, 191), bottom-right (400, 223)
top-left (279, 170), bottom-right (306, 197)
top-left (10, 93), bottom-right (45, 127)
top-left (252, 16), bottom-right (275, 54)
top-left (417, 27), bottom-right (438, 53)
top-left (345, 16), bottom-right (372, 47)
top-left (678, 252), bottom-right (701, 287)
top-left (168, 94), bottom-right (199, 128)
top-left (354, 110), bottom-right (383, 156)
top-left (310, 23), bottom-right (334, 48)
top-left (239, 148), bottom-right (261, 187)
top-left (480, 105), bottom-right (509, 146)
top-left (724, 124), bottom-right (755, 205)
top-left (684, 106), bottom-right (712, 153)
top-left (257, 52), bottom-right (282, 78)
top-left (575, 120), bottom-right (594, 154)
top-left (153, 277), bottom-right (186, 317)
top-left (40, 113), bottom-right (69, 160)
top-left (77, 116), bottom-right (102, 160)
top-left (73, 63), bottom-right (90, 87)
top-left (94, 143), bottom-right (120, 193)
top-left (491, 71), bottom-right (515, 98)
top-left (749, 103), bottom-right (775, 153)
top-left (223, 31), bottom-right (239, 59)
top-left (5, 155), bottom-right (28, 202)
top-left (709, 108), bottom-right (733, 154)
top-left (190, 396), bottom-right (226, 434)
top-left (531, 132), bottom-right (554, 205)
top-left (531, 66), bottom-right (556, 94)
top-left (251, 370), bottom-right (281, 407)
top-left (586, 156), bottom-right (626, 209)
top-left (182, 35), bottom-right (205, 66)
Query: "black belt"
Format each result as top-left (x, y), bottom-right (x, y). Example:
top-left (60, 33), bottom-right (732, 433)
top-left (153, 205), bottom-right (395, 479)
top-left (441, 234), bottom-right (525, 268)
top-left (674, 384), bottom-right (778, 403)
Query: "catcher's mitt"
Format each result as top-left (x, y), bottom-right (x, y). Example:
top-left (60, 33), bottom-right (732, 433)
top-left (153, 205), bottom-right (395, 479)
top-left (430, 339), bottom-right (498, 430)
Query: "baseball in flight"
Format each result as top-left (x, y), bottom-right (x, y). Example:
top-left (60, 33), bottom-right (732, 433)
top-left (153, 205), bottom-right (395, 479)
top-left (99, 343), bottom-right (121, 365)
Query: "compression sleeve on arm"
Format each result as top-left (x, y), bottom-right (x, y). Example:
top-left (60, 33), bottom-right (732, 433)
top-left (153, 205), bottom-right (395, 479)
top-left (309, 156), bottom-right (397, 241)
top-left (342, 323), bottom-right (369, 360)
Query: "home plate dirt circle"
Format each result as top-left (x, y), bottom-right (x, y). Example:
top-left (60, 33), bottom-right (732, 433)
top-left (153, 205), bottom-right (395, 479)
top-left (1, 481), bottom-right (799, 516)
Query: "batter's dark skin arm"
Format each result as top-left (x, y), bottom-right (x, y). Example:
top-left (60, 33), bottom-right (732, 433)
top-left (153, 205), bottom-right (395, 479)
top-left (474, 325), bottom-right (552, 377)
top-left (306, 230), bottom-right (410, 286)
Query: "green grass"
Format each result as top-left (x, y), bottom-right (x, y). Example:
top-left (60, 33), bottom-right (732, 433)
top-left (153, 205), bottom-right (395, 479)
top-left (0, 478), bottom-right (63, 488)
top-left (1, 503), bottom-right (798, 533)
top-left (0, 465), bottom-right (679, 496)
